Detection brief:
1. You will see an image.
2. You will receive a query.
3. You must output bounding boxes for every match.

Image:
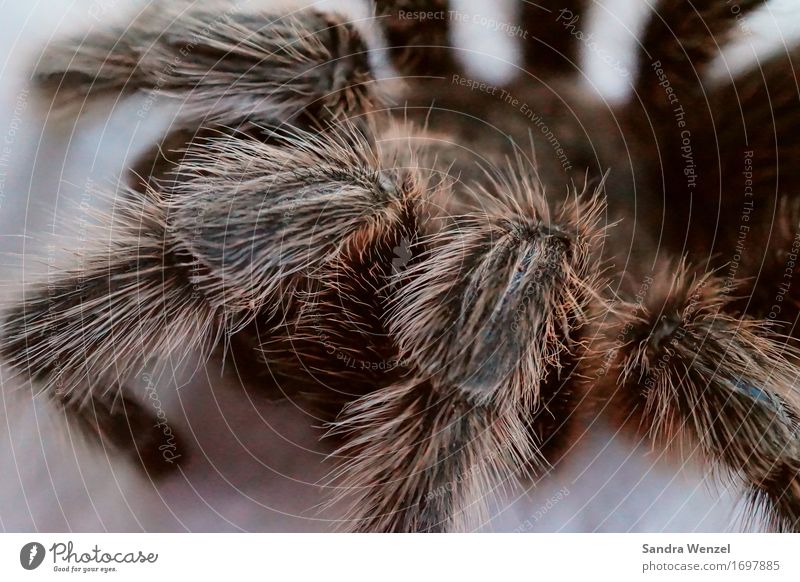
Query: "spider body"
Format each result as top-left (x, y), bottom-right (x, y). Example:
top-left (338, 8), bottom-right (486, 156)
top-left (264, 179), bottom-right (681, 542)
top-left (2, 0), bottom-right (800, 532)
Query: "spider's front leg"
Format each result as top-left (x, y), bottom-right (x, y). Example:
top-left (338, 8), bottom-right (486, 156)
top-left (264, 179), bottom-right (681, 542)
top-left (325, 178), bottom-right (607, 532)
top-left (602, 265), bottom-right (800, 531)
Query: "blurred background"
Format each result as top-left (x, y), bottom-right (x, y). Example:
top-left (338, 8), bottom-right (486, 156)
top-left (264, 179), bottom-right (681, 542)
top-left (1, 0), bottom-right (799, 532)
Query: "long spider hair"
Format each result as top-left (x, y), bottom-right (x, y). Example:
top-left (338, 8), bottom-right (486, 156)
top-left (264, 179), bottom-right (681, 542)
top-left (2, 0), bottom-right (800, 532)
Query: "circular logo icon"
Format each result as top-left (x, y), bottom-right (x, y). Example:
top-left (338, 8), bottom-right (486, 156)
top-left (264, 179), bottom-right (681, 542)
top-left (20, 542), bottom-right (46, 570)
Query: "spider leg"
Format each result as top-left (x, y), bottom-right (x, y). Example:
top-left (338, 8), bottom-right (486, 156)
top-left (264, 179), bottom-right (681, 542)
top-left (700, 46), bottom-right (800, 328)
top-left (66, 387), bottom-right (187, 478)
top-left (323, 173), bottom-right (606, 532)
top-left (520, 0), bottom-right (587, 77)
top-left (33, 4), bottom-right (377, 126)
top-left (0, 185), bottom-right (216, 476)
top-left (373, 0), bottom-right (455, 77)
top-left (629, 0), bottom-right (769, 252)
top-left (603, 264), bottom-right (800, 531)
top-left (162, 123), bottom-right (426, 327)
top-left (95, 3), bottom-right (387, 200)
top-left (0, 120), bottom-right (421, 476)
top-left (328, 377), bottom-right (535, 532)
top-left (634, 0), bottom-right (767, 114)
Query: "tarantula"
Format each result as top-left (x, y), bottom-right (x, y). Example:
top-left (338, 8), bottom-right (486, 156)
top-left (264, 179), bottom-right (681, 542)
top-left (2, 0), bottom-right (800, 532)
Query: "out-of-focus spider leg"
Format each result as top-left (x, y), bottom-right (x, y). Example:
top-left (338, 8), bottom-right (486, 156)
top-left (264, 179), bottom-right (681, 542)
top-left (701, 46), bottom-right (800, 330)
top-left (628, 0), bottom-right (769, 253)
top-left (520, 0), bottom-right (587, 77)
top-left (33, 4), bottom-right (378, 126)
top-left (634, 0), bottom-right (767, 115)
top-left (373, 0), bottom-right (455, 77)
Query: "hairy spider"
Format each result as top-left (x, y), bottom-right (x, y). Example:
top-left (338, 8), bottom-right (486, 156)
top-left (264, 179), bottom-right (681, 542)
top-left (2, 0), bottom-right (800, 532)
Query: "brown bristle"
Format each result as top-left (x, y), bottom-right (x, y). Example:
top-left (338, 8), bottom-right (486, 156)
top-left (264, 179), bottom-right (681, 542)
top-left (603, 264), bottom-right (800, 532)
